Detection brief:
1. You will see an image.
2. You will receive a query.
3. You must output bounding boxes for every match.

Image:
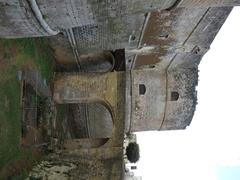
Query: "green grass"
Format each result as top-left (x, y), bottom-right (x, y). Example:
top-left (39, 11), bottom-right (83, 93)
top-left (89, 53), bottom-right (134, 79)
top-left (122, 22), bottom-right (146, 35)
top-left (2, 38), bottom-right (54, 81)
top-left (0, 38), bottom-right (54, 171)
top-left (0, 79), bottom-right (21, 168)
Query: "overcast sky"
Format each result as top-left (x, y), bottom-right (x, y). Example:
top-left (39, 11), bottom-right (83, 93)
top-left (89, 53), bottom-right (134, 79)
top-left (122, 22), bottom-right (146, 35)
top-left (135, 7), bottom-right (240, 180)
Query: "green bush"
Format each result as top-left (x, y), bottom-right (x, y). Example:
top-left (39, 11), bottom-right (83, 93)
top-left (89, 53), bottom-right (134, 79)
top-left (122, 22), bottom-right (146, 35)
top-left (126, 142), bottom-right (140, 163)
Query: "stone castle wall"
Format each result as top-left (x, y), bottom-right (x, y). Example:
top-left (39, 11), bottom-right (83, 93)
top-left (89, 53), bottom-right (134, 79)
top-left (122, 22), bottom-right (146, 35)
top-left (131, 6), bottom-right (232, 131)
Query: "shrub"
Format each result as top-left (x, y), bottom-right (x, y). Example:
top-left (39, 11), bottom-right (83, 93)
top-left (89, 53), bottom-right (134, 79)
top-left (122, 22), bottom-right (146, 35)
top-left (126, 142), bottom-right (140, 163)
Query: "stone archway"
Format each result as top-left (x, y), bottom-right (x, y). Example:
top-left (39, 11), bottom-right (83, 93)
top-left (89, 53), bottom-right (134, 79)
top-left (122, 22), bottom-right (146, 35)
top-left (53, 71), bottom-right (126, 148)
top-left (68, 102), bottom-right (113, 139)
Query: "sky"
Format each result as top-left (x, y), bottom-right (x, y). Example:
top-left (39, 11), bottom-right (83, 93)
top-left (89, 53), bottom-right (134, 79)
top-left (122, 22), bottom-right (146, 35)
top-left (135, 7), bottom-right (240, 180)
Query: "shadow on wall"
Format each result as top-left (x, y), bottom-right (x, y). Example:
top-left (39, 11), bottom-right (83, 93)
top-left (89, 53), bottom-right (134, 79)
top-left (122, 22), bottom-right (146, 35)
top-left (57, 103), bottom-right (114, 140)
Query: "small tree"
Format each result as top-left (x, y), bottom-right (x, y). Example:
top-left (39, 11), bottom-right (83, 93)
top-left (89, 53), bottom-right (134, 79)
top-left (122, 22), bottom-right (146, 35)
top-left (126, 142), bottom-right (140, 163)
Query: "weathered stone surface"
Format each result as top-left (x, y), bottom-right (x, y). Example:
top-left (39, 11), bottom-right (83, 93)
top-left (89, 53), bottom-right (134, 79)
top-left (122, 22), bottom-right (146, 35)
top-left (1, 0), bottom-right (237, 39)
top-left (133, 7), bottom-right (232, 130)
top-left (179, 0), bottom-right (240, 7)
top-left (130, 69), bottom-right (166, 132)
top-left (53, 72), bottom-right (126, 147)
top-left (0, 0), bottom-right (48, 38)
top-left (30, 71), bottom-right (127, 179)
top-left (0, 0), bottom-right (175, 38)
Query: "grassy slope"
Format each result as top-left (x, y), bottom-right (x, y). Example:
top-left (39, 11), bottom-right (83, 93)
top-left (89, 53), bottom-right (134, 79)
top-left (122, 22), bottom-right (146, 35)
top-left (0, 38), bottom-right (54, 170)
